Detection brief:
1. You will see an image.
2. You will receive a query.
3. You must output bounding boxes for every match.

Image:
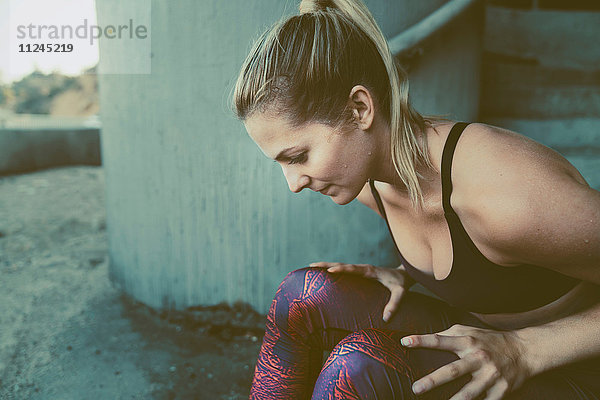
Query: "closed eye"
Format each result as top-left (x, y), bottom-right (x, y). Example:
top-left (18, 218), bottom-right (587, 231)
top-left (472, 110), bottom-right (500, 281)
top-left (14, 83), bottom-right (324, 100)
top-left (288, 152), bottom-right (307, 165)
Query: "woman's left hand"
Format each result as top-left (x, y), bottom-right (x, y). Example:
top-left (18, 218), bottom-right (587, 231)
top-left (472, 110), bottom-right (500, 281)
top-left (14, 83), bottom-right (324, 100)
top-left (401, 324), bottom-right (532, 399)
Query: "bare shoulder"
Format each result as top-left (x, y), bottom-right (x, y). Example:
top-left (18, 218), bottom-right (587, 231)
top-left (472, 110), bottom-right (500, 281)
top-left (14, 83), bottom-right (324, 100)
top-left (355, 180), bottom-right (382, 218)
top-left (449, 123), bottom-right (599, 270)
top-left (450, 122), bottom-right (589, 212)
top-left (451, 122), bottom-right (588, 190)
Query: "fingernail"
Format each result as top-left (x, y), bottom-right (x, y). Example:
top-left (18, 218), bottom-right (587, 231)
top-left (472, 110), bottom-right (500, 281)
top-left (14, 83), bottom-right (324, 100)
top-left (382, 312), bottom-right (390, 322)
top-left (412, 382), bottom-right (424, 394)
top-left (309, 263), bottom-right (316, 267)
top-left (401, 337), bottom-right (412, 346)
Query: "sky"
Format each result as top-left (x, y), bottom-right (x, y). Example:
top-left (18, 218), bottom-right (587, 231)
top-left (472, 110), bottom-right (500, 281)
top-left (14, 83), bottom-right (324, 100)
top-left (0, 0), bottom-right (99, 83)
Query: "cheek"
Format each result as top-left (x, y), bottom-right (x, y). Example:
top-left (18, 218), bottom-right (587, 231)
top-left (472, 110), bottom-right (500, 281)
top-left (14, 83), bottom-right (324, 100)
top-left (341, 149), bottom-right (370, 173)
top-left (313, 141), bottom-right (370, 181)
top-left (321, 158), bottom-right (348, 178)
top-left (309, 151), bottom-right (341, 176)
top-left (322, 157), bottom-right (366, 187)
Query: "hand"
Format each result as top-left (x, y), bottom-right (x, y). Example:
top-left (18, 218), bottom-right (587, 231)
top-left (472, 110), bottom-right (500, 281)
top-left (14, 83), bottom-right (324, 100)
top-left (309, 262), bottom-right (413, 322)
top-left (400, 324), bottom-right (531, 399)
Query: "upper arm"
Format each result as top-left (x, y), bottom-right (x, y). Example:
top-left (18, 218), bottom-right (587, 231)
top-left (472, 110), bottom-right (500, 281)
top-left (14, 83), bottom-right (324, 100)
top-left (452, 123), bottom-right (600, 285)
top-left (355, 181), bottom-right (383, 218)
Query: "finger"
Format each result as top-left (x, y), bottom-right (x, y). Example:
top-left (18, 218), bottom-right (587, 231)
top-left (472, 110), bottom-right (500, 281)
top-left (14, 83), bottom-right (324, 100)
top-left (309, 262), bottom-right (342, 268)
top-left (482, 380), bottom-right (509, 400)
top-left (382, 288), bottom-right (405, 322)
top-left (401, 332), bottom-right (471, 351)
top-left (310, 262), bottom-right (358, 273)
top-left (309, 262), bottom-right (329, 268)
top-left (447, 373), bottom-right (496, 400)
top-left (326, 263), bottom-right (376, 277)
top-left (411, 358), bottom-right (475, 395)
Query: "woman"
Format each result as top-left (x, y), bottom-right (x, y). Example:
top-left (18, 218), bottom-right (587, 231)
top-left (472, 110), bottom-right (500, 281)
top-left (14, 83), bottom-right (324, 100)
top-left (233, 0), bottom-right (600, 398)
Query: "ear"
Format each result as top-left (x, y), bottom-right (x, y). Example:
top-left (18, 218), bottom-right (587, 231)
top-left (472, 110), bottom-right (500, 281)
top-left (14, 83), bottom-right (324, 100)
top-left (348, 85), bottom-right (375, 130)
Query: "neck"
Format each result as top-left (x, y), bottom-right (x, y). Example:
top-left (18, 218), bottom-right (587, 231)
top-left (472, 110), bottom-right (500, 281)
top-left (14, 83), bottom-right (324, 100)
top-left (370, 118), bottom-right (434, 192)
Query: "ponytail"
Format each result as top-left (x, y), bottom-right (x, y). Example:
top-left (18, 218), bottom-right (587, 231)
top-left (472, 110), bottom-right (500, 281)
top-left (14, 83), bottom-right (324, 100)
top-left (235, 0), bottom-right (433, 208)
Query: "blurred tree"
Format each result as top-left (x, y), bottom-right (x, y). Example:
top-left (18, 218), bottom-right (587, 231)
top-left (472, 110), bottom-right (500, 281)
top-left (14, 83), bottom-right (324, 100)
top-left (11, 70), bottom-right (79, 114)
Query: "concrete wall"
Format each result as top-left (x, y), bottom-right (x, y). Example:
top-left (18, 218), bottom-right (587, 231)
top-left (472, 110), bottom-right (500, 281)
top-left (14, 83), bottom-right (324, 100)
top-left (0, 128), bottom-right (101, 175)
top-left (98, 0), bottom-right (483, 313)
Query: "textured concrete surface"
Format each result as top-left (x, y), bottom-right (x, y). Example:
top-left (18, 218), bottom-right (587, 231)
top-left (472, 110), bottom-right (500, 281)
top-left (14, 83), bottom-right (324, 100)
top-left (0, 167), bottom-right (262, 399)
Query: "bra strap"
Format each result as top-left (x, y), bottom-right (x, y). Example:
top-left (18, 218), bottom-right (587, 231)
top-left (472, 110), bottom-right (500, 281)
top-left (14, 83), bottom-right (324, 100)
top-left (368, 178), bottom-right (388, 220)
top-left (441, 122), bottom-right (470, 213)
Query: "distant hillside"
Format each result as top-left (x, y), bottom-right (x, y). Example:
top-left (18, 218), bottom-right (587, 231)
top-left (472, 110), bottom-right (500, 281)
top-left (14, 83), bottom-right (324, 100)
top-left (0, 67), bottom-right (98, 117)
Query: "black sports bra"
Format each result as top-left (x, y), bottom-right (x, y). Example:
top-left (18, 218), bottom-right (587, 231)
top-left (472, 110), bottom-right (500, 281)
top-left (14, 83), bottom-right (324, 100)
top-left (369, 122), bottom-right (580, 314)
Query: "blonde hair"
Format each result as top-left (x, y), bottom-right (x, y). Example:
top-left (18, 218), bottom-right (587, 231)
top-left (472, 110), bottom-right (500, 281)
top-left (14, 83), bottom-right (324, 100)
top-left (234, 0), bottom-right (433, 208)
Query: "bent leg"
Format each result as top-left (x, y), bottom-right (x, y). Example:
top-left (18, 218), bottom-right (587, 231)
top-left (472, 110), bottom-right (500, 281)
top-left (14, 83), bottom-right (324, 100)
top-left (313, 329), bottom-right (470, 400)
top-left (250, 267), bottom-right (600, 399)
top-left (249, 266), bottom-right (481, 399)
top-left (314, 330), bottom-right (600, 400)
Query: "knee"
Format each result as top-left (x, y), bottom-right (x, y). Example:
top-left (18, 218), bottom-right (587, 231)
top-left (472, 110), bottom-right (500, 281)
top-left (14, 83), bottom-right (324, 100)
top-left (323, 329), bottom-right (410, 375)
top-left (273, 266), bottom-right (331, 304)
top-left (314, 329), bottom-right (412, 397)
top-left (266, 266), bottom-right (331, 331)
top-left (276, 266), bottom-right (311, 297)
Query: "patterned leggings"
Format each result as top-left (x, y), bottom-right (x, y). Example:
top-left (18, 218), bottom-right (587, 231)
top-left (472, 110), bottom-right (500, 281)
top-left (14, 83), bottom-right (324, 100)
top-left (250, 267), bottom-right (600, 399)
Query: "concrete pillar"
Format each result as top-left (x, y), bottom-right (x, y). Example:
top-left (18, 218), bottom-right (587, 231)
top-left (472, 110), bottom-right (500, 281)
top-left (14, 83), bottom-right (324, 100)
top-left (97, 0), bottom-right (483, 313)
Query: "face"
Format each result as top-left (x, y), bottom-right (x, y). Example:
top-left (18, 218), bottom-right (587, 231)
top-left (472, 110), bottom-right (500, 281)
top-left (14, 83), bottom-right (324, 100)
top-left (244, 112), bottom-right (377, 205)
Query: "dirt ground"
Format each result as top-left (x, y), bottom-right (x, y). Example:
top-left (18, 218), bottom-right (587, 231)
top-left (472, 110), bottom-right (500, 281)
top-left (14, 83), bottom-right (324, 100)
top-left (0, 166), bottom-right (264, 399)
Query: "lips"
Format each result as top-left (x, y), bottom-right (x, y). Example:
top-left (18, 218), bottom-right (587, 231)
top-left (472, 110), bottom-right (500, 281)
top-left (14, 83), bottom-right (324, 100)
top-left (318, 185), bottom-right (331, 195)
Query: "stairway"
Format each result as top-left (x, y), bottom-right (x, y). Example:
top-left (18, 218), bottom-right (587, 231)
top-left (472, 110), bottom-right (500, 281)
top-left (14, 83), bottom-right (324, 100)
top-left (480, 4), bottom-right (600, 190)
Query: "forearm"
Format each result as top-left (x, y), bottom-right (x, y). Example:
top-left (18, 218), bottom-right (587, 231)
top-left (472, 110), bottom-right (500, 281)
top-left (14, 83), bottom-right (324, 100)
top-left (515, 298), bottom-right (600, 376)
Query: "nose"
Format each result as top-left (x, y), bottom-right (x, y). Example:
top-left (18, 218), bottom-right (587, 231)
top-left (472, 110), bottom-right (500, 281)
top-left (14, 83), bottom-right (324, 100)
top-left (282, 166), bottom-right (310, 193)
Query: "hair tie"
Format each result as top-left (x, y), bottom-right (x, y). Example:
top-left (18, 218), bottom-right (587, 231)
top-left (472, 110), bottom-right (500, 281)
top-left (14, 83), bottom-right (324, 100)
top-left (299, 0), bottom-right (336, 14)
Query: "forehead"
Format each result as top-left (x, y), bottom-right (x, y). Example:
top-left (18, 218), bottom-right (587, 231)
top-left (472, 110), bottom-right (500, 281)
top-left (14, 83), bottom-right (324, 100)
top-left (244, 112), bottom-right (335, 142)
top-left (244, 112), bottom-right (296, 145)
top-left (244, 113), bottom-right (302, 160)
top-left (245, 112), bottom-right (329, 159)
top-left (244, 112), bottom-right (341, 160)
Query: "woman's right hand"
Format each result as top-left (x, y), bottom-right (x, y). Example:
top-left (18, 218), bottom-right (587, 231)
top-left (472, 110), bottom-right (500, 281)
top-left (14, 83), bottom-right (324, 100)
top-left (309, 262), bottom-right (415, 322)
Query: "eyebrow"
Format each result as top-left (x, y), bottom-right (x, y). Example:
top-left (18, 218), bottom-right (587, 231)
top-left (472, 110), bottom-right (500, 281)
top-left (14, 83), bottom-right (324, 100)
top-left (273, 146), bottom-right (299, 162)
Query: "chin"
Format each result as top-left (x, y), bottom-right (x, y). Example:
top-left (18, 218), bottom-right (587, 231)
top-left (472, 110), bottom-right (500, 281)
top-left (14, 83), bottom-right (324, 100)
top-left (329, 184), bottom-right (363, 205)
top-left (329, 192), bottom-right (353, 205)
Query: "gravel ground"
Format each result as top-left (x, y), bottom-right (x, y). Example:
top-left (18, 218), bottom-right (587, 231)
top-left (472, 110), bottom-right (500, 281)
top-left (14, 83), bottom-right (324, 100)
top-left (0, 166), bottom-right (263, 399)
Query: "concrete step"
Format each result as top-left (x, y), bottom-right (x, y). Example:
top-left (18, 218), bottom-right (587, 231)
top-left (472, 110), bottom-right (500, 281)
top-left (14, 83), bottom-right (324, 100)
top-left (481, 6), bottom-right (600, 119)
top-left (481, 58), bottom-right (600, 119)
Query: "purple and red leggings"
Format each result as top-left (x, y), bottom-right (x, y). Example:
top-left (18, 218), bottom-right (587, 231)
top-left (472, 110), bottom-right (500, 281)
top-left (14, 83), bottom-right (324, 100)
top-left (250, 267), bottom-right (600, 399)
